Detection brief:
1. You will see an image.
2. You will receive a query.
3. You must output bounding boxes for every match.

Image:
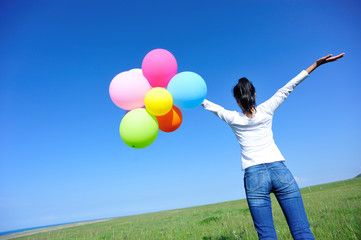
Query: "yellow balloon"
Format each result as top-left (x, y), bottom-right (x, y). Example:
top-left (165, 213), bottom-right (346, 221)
top-left (145, 87), bottom-right (173, 116)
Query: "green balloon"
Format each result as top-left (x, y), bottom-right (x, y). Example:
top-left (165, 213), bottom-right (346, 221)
top-left (119, 108), bottom-right (159, 148)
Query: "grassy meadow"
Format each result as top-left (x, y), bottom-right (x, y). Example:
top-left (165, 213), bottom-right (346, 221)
top-left (6, 177), bottom-right (361, 240)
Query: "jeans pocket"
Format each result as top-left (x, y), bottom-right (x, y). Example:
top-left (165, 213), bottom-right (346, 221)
top-left (271, 168), bottom-right (295, 184)
top-left (244, 172), bottom-right (263, 192)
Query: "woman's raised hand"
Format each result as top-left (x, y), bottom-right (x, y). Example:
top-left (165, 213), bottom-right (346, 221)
top-left (315, 53), bottom-right (345, 66)
top-left (306, 53), bottom-right (345, 74)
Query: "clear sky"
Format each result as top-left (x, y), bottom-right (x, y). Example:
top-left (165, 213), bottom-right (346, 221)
top-left (1, 0), bottom-right (360, 233)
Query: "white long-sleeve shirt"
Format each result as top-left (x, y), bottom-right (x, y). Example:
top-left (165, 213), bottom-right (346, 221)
top-left (202, 70), bottom-right (309, 170)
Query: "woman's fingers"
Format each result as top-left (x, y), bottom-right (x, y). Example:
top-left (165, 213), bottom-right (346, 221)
top-left (326, 53), bottom-right (345, 62)
top-left (316, 53), bottom-right (345, 66)
top-left (334, 53), bottom-right (345, 59)
top-left (323, 54), bottom-right (333, 60)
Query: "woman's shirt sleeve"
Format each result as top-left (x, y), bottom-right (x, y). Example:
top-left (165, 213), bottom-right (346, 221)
top-left (260, 70), bottom-right (309, 115)
top-left (202, 99), bottom-right (237, 125)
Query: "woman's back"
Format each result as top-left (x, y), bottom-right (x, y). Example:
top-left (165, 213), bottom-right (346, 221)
top-left (231, 104), bottom-right (282, 169)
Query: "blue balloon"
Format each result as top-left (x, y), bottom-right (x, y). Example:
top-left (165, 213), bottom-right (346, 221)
top-left (167, 72), bottom-right (207, 109)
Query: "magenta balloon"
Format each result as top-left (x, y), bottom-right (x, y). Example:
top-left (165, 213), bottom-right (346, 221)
top-left (142, 49), bottom-right (178, 88)
top-left (109, 71), bottom-right (151, 110)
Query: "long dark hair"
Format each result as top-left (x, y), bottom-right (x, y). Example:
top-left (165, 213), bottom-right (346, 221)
top-left (233, 77), bottom-right (256, 115)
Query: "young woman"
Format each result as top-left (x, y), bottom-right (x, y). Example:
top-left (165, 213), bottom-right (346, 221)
top-left (202, 53), bottom-right (345, 240)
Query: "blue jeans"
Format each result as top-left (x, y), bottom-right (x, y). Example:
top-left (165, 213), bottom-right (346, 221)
top-left (244, 161), bottom-right (314, 240)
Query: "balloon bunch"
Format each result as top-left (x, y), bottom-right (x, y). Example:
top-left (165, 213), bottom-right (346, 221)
top-left (109, 49), bottom-right (207, 148)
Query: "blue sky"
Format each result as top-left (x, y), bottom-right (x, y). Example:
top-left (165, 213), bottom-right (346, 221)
top-left (1, 0), bottom-right (360, 232)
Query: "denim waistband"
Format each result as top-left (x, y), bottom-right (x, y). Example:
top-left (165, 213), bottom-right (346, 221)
top-left (245, 161), bottom-right (285, 174)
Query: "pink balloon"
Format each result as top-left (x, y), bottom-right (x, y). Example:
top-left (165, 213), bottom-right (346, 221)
top-left (142, 49), bottom-right (178, 88)
top-left (109, 71), bottom-right (151, 110)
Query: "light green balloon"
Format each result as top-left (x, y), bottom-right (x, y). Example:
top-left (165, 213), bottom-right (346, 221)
top-left (119, 108), bottom-right (159, 149)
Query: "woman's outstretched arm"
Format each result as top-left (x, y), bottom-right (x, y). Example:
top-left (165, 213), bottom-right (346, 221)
top-left (259, 53), bottom-right (345, 115)
top-left (306, 53), bottom-right (345, 74)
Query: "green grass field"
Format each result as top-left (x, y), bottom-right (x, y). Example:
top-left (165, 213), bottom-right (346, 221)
top-left (8, 177), bottom-right (361, 239)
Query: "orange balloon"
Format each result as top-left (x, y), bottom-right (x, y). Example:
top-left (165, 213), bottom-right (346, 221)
top-left (156, 106), bottom-right (183, 132)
